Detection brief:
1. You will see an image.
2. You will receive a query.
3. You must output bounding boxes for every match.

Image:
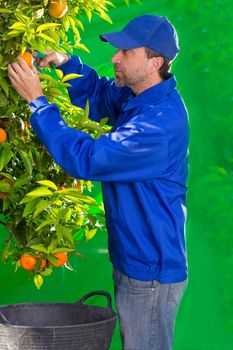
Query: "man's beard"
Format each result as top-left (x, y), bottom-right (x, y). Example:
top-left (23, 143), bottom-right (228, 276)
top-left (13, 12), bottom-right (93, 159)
top-left (114, 65), bottom-right (126, 86)
top-left (114, 76), bottom-right (126, 86)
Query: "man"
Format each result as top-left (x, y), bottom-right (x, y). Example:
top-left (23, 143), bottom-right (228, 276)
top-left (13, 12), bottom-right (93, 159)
top-left (8, 14), bottom-right (189, 350)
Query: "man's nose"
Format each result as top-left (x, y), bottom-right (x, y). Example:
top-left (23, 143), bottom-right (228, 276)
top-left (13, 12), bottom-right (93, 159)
top-left (111, 49), bottom-right (122, 64)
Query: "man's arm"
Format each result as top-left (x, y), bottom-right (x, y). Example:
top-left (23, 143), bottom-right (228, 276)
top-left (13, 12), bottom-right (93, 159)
top-left (38, 52), bottom-right (132, 126)
top-left (8, 58), bottom-right (167, 182)
top-left (30, 102), bottom-right (168, 182)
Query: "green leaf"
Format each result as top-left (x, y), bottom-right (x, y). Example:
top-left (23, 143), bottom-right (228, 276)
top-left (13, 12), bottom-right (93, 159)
top-left (59, 207), bottom-right (72, 223)
top-left (39, 74), bottom-right (55, 81)
top-left (2, 197), bottom-right (10, 211)
top-left (0, 8), bottom-right (12, 13)
top-left (0, 78), bottom-right (9, 97)
top-left (84, 99), bottom-right (90, 119)
top-left (74, 43), bottom-right (90, 54)
top-left (58, 195), bottom-right (78, 204)
top-left (10, 88), bottom-right (19, 104)
top-left (18, 150), bottom-right (33, 176)
top-left (0, 182), bottom-right (11, 192)
top-left (15, 259), bottom-right (21, 273)
top-left (105, 1), bottom-right (116, 7)
top-left (20, 195), bottom-right (36, 204)
top-left (36, 23), bottom-right (61, 32)
top-left (36, 180), bottom-right (57, 191)
top-left (62, 73), bottom-right (83, 83)
top-left (26, 187), bottom-right (53, 198)
top-left (34, 274), bottom-right (43, 289)
top-left (2, 246), bottom-right (9, 263)
top-left (14, 174), bottom-right (30, 188)
top-left (36, 219), bottom-right (53, 232)
top-left (48, 88), bottom-right (62, 97)
top-left (84, 228), bottom-right (97, 241)
top-left (33, 199), bottom-right (51, 218)
top-left (98, 11), bottom-right (112, 24)
top-left (55, 223), bottom-right (64, 242)
top-left (47, 255), bottom-right (59, 266)
top-left (0, 172), bottom-right (13, 182)
top-left (52, 247), bottom-right (75, 253)
top-left (9, 22), bottom-right (27, 30)
top-left (85, 9), bottom-right (92, 22)
top-left (15, 11), bottom-right (30, 24)
top-left (57, 188), bottom-right (96, 203)
top-left (29, 245), bottom-right (48, 253)
top-left (7, 30), bottom-right (25, 37)
top-left (0, 144), bottom-right (13, 171)
top-left (68, 17), bottom-right (80, 40)
top-left (75, 19), bottom-right (84, 31)
top-left (47, 239), bottom-right (58, 254)
top-left (55, 69), bottom-right (64, 80)
top-left (62, 231), bottom-right (74, 243)
top-left (38, 33), bottom-right (56, 43)
top-left (99, 117), bottom-right (109, 127)
top-left (0, 92), bottom-right (8, 107)
top-left (23, 198), bottom-right (40, 218)
top-left (40, 267), bottom-right (53, 276)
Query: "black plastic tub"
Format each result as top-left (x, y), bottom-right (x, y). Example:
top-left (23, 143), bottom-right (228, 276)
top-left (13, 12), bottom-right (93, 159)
top-left (0, 291), bottom-right (116, 350)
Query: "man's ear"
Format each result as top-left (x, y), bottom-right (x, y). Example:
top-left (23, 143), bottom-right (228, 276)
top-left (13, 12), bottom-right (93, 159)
top-left (147, 56), bottom-right (164, 76)
top-left (152, 56), bottom-right (164, 71)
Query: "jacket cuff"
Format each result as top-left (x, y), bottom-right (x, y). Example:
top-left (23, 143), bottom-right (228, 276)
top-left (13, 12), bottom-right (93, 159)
top-left (29, 96), bottom-right (49, 113)
top-left (58, 55), bottom-right (82, 75)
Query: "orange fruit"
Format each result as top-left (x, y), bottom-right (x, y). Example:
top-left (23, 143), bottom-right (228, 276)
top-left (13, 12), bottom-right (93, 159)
top-left (19, 52), bottom-right (34, 68)
top-left (48, 0), bottom-right (68, 18)
top-left (0, 128), bottom-right (7, 143)
top-left (50, 252), bottom-right (67, 267)
top-left (20, 254), bottom-right (47, 271)
top-left (20, 254), bottom-right (37, 271)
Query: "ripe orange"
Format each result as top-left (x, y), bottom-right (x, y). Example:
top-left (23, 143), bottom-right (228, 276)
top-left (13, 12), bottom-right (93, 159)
top-left (20, 254), bottom-right (37, 271)
top-left (19, 52), bottom-right (34, 68)
top-left (48, 0), bottom-right (68, 18)
top-left (50, 252), bottom-right (67, 267)
top-left (0, 128), bottom-right (7, 143)
top-left (20, 254), bottom-right (47, 270)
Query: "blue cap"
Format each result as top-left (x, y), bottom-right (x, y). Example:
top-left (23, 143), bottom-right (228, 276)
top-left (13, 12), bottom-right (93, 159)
top-left (100, 14), bottom-right (179, 61)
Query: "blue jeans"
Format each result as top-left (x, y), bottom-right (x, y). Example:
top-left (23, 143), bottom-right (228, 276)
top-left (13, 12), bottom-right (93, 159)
top-left (113, 269), bottom-right (187, 350)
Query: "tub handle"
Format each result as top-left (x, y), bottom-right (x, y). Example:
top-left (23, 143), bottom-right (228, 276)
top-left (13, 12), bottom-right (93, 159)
top-left (77, 291), bottom-right (113, 311)
top-left (0, 312), bottom-right (10, 325)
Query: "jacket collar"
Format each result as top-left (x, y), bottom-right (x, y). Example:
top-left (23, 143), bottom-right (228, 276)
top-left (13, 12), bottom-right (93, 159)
top-left (122, 75), bottom-right (177, 112)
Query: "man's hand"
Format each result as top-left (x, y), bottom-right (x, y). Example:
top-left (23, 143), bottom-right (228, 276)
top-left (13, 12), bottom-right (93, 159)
top-left (38, 50), bottom-right (69, 68)
top-left (8, 57), bottom-right (44, 103)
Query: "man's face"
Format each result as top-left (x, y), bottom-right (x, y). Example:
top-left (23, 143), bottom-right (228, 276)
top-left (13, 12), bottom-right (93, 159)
top-left (111, 47), bottom-right (151, 94)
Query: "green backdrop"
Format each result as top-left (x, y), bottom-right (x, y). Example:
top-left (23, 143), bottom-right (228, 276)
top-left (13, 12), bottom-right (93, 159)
top-left (0, 0), bottom-right (232, 349)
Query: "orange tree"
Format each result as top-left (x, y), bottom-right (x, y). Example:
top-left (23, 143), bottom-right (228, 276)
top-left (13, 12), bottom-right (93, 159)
top-left (0, 0), bottom-right (117, 289)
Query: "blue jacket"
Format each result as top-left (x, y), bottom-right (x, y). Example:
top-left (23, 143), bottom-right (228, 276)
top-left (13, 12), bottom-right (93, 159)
top-left (30, 56), bottom-right (189, 283)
